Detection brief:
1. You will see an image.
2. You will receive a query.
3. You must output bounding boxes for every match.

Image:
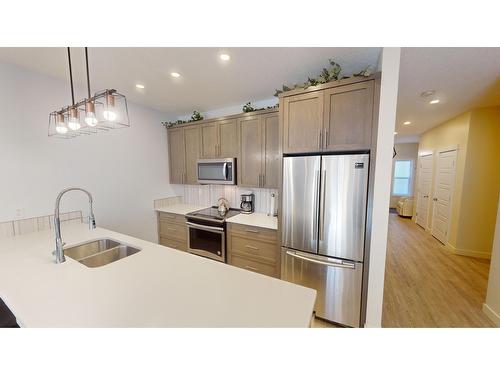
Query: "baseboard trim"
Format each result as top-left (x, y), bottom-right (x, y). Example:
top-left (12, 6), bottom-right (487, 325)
top-left (444, 243), bottom-right (491, 259)
top-left (454, 248), bottom-right (491, 260)
top-left (482, 303), bottom-right (500, 327)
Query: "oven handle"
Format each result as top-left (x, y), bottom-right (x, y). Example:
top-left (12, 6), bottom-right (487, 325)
top-left (186, 222), bottom-right (224, 233)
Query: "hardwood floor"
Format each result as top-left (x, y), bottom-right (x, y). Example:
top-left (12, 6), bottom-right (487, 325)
top-left (382, 212), bottom-right (494, 327)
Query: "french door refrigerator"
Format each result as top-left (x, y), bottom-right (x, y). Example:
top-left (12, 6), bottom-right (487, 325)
top-left (281, 154), bottom-right (369, 327)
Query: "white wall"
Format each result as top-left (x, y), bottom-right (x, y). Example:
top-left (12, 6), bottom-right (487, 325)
top-left (0, 62), bottom-right (175, 242)
top-left (483, 193), bottom-right (500, 326)
top-left (365, 47), bottom-right (401, 328)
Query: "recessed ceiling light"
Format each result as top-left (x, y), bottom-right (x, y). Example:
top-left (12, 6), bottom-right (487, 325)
top-left (394, 131), bottom-right (398, 135)
top-left (429, 99), bottom-right (440, 104)
top-left (420, 90), bottom-right (436, 98)
top-left (171, 72), bottom-right (181, 78)
top-left (219, 54), bottom-right (230, 61)
top-left (135, 84), bottom-right (145, 89)
top-left (403, 121), bottom-right (412, 125)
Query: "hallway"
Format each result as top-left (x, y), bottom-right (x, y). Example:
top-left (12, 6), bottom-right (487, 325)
top-left (382, 212), bottom-right (494, 327)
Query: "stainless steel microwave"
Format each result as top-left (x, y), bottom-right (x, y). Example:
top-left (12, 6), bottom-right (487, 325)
top-left (197, 158), bottom-right (236, 185)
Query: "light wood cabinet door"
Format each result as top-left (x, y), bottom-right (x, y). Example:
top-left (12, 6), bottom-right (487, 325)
top-left (238, 116), bottom-right (262, 187)
top-left (200, 122), bottom-right (218, 158)
top-left (282, 91), bottom-right (324, 153)
top-left (261, 113), bottom-right (280, 188)
top-left (183, 125), bottom-right (201, 184)
top-left (218, 119), bottom-right (238, 158)
top-left (168, 128), bottom-right (185, 184)
top-left (323, 81), bottom-right (374, 151)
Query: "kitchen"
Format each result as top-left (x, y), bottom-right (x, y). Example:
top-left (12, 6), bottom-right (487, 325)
top-left (0, 1), bottom-right (495, 374)
top-left (0, 47), bottom-right (381, 329)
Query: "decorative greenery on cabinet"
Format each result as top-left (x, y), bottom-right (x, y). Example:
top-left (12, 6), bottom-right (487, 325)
top-left (274, 59), bottom-right (372, 97)
top-left (162, 110), bottom-right (204, 128)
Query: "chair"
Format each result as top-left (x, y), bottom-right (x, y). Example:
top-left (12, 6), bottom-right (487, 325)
top-left (396, 197), bottom-right (414, 218)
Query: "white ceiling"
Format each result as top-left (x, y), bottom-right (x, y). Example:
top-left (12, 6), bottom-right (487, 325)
top-left (0, 47), bottom-right (381, 117)
top-left (395, 47), bottom-right (500, 142)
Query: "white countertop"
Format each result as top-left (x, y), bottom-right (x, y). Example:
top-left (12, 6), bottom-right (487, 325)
top-left (156, 203), bottom-right (209, 216)
top-left (0, 225), bottom-right (315, 327)
top-left (226, 212), bottom-right (278, 230)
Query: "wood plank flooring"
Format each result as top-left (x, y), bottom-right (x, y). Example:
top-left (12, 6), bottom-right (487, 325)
top-left (382, 212), bottom-right (494, 327)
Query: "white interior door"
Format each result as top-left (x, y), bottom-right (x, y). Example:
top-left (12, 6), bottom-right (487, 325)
top-left (431, 150), bottom-right (457, 244)
top-left (415, 154), bottom-right (433, 229)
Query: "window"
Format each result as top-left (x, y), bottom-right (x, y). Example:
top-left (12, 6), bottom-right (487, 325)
top-left (393, 160), bottom-right (413, 196)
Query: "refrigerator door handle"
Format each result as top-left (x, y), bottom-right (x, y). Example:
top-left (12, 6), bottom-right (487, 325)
top-left (319, 169), bottom-right (326, 241)
top-left (314, 169), bottom-right (320, 240)
top-left (286, 250), bottom-right (356, 269)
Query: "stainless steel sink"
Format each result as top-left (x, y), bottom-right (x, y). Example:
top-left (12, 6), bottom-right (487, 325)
top-left (64, 239), bottom-right (141, 268)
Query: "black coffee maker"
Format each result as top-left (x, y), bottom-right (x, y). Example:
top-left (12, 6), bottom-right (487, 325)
top-left (240, 193), bottom-right (254, 214)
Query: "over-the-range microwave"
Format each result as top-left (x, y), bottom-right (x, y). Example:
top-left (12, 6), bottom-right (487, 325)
top-left (197, 158), bottom-right (236, 185)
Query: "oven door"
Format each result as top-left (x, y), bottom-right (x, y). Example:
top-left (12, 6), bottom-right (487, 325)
top-left (197, 158), bottom-right (236, 185)
top-left (187, 222), bottom-right (225, 262)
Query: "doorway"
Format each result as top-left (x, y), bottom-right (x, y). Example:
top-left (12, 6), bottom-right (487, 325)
top-left (415, 153), bottom-right (433, 229)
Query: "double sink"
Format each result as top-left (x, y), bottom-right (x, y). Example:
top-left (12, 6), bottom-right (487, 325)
top-left (64, 239), bottom-right (141, 268)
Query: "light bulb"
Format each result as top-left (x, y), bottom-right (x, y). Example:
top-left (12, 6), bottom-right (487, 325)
top-left (68, 118), bottom-right (80, 130)
top-left (104, 93), bottom-right (117, 121)
top-left (67, 107), bottom-right (80, 130)
top-left (103, 110), bottom-right (117, 121)
top-left (56, 124), bottom-right (68, 134)
top-left (85, 101), bottom-right (98, 126)
top-left (55, 113), bottom-right (68, 134)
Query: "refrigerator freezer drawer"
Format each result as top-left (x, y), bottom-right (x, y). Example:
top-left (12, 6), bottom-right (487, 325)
top-left (281, 248), bottom-right (363, 327)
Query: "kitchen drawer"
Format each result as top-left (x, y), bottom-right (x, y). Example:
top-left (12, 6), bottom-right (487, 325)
top-left (229, 254), bottom-right (278, 278)
top-left (158, 212), bottom-right (186, 224)
top-left (229, 223), bottom-right (277, 242)
top-left (159, 236), bottom-right (187, 251)
top-left (158, 220), bottom-right (187, 241)
top-left (230, 235), bottom-right (278, 264)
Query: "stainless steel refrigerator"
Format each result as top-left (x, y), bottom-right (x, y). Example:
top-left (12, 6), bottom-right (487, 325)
top-left (281, 154), bottom-right (369, 327)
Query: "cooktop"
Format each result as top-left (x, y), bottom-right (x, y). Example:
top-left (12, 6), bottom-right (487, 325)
top-left (186, 206), bottom-right (240, 222)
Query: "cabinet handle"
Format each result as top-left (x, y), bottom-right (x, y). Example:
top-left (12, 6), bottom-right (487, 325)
top-left (244, 265), bottom-right (259, 271)
top-left (245, 245), bottom-right (259, 250)
top-left (318, 131), bottom-right (321, 149)
top-left (258, 174), bottom-right (261, 187)
top-left (245, 229), bottom-right (259, 234)
top-left (214, 144), bottom-right (217, 156)
top-left (325, 129), bottom-right (329, 148)
top-left (262, 174), bottom-right (265, 187)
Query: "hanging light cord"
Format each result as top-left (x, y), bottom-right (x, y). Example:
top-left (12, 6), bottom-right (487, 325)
top-left (85, 47), bottom-right (91, 99)
top-left (67, 47), bottom-right (75, 106)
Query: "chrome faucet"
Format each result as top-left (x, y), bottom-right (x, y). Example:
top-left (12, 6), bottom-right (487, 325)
top-left (54, 187), bottom-right (96, 264)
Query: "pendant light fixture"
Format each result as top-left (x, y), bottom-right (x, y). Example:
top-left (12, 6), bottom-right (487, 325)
top-left (48, 47), bottom-right (130, 138)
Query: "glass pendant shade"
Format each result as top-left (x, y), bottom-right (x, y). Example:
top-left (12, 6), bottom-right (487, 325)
top-left (85, 100), bottom-right (98, 126)
top-left (55, 113), bottom-right (68, 134)
top-left (67, 107), bottom-right (81, 130)
top-left (96, 90), bottom-right (129, 129)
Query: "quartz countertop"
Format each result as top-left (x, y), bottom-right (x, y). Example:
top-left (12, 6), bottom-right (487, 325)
top-left (155, 203), bottom-right (209, 216)
top-left (0, 224), bottom-right (314, 327)
top-left (226, 212), bottom-right (278, 230)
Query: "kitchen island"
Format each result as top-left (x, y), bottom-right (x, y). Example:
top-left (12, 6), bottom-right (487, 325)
top-left (0, 224), bottom-right (315, 327)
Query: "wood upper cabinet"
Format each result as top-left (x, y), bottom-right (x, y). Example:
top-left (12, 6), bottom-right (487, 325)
top-left (183, 125), bottom-right (201, 184)
top-left (218, 119), bottom-right (238, 158)
top-left (238, 113), bottom-right (280, 188)
top-left (323, 80), bottom-right (374, 151)
top-left (168, 127), bottom-right (185, 184)
top-left (238, 116), bottom-right (262, 187)
top-left (282, 91), bottom-right (324, 153)
top-left (261, 113), bottom-right (280, 188)
top-left (200, 122), bottom-right (218, 158)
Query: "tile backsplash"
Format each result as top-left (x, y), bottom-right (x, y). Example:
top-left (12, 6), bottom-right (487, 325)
top-left (171, 185), bottom-right (278, 215)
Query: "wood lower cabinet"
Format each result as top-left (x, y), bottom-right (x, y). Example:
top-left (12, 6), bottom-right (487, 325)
top-left (227, 223), bottom-right (279, 278)
top-left (238, 112), bottom-right (280, 188)
top-left (323, 80), bottom-right (374, 151)
top-left (167, 125), bottom-right (201, 184)
top-left (157, 212), bottom-right (188, 251)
